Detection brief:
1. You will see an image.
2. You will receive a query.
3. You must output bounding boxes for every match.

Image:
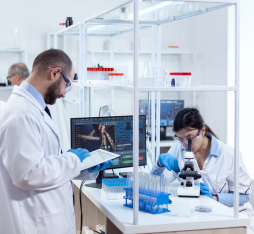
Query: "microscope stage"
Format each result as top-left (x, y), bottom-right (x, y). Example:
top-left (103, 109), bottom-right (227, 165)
top-left (177, 185), bottom-right (200, 198)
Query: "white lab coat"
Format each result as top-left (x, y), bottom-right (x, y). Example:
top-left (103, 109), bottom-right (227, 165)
top-left (151, 135), bottom-right (254, 233)
top-left (0, 86), bottom-right (97, 234)
top-left (0, 101), bottom-right (6, 114)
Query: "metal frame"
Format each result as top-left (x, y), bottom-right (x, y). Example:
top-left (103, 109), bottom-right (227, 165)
top-left (53, 0), bottom-right (240, 225)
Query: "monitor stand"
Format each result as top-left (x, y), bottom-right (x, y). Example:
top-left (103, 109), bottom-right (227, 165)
top-left (85, 171), bottom-right (103, 189)
top-left (85, 170), bottom-right (119, 189)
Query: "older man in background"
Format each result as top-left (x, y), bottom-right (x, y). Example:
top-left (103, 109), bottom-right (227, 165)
top-left (7, 62), bottom-right (30, 86)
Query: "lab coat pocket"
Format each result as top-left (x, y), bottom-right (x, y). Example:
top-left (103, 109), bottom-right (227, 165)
top-left (36, 209), bottom-right (69, 234)
top-left (208, 177), bottom-right (227, 194)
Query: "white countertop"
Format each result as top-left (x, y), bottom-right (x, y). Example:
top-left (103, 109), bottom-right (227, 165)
top-left (72, 180), bottom-right (250, 234)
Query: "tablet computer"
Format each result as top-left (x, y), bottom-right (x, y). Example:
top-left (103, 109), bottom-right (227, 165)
top-left (81, 149), bottom-right (121, 171)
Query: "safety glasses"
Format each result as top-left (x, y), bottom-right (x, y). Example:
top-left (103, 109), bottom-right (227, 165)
top-left (49, 66), bottom-right (76, 93)
top-left (174, 129), bottom-right (201, 143)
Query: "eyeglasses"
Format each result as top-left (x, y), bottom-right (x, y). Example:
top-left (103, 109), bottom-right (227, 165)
top-left (7, 75), bottom-right (14, 81)
top-left (49, 67), bottom-right (76, 93)
top-left (174, 129), bottom-right (201, 143)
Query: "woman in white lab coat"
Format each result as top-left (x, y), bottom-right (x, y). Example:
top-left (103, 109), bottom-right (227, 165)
top-left (150, 108), bottom-right (254, 233)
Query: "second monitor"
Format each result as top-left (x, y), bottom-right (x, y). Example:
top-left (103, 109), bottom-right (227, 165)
top-left (139, 100), bottom-right (184, 140)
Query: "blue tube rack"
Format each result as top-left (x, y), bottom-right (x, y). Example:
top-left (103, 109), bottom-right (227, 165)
top-left (123, 188), bottom-right (171, 214)
top-left (102, 178), bottom-right (129, 187)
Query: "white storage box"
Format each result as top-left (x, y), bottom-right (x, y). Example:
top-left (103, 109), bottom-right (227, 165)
top-left (139, 77), bottom-right (156, 87)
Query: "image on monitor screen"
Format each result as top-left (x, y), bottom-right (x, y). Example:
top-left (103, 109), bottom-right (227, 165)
top-left (71, 116), bottom-right (146, 169)
top-left (139, 100), bottom-right (184, 127)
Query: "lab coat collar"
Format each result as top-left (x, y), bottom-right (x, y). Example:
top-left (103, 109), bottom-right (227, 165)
top-left (180, 131), bottom-right (220, 158)
top-left (20, 81), bottom-right (46, 110)
top-left (12, 86), bottom-right (61, 148)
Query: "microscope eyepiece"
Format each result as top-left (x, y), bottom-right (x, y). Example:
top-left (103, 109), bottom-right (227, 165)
top-left (188, 139), bottom-right (192, 152)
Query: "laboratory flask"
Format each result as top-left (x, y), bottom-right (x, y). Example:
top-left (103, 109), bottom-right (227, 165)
top-left (153, 68), bottom-right (167, 87)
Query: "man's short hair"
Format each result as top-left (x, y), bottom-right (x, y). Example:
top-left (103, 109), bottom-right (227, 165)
top-left (9, 63), bottom-right (30, 79)
top-left (32, 49), bottom-right (72, 76)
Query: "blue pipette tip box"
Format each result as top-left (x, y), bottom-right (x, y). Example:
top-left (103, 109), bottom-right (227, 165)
top-left (123, 188), bottom-right (171, 215)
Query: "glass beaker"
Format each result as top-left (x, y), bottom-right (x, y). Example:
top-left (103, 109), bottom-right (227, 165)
top-left (142, 61), bottom-right (152, 77)
top-left (153, 68), bottom-right (167, 87)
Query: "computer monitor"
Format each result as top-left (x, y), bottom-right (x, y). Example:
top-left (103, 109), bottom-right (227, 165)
top-left (139, 100), bottom-right (184, 126)
top-left (71, 115), bottom-right (147, 188)
top-left (139, 100), bottom-right (184, 140)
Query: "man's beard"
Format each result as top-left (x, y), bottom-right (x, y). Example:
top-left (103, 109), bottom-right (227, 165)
top-left (44, 78), bottom-right (62, 105)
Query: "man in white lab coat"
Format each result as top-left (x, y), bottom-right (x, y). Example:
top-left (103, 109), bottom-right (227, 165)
top-left (0, 49), bottom-right (111, 234)
top-left (7, 62), bottom-right (30, 86)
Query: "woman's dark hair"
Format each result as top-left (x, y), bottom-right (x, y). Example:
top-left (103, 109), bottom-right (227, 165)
top-left (173, 108), bottom-right (219, 139)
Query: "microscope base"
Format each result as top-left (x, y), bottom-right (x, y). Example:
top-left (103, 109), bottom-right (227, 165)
top-left (177, 185), bottom-right (200, 198)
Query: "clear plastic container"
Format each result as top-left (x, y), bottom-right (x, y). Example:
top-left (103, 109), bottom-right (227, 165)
top-left (108, 73), bottom-right (124, 86)
top-left (59, 23), bottom-right (66, 30)
top-left (183, 72), bottom-right (192, 86)
top-left (87, 67), bottom-right (92, 80)
top-left (170, 72), bottom-right (181, 87)
top-left (179, 73), bottom-right (185, 86)
top-left (118, 73), bottom-right (124, 86)
top-left (108, 73), bottom-right (115, 85)
top-left (170, 72), bottom-right (191, 87)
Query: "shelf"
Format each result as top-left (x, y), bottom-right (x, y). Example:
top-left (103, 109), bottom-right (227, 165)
top-left (96, 1), bottom-right (234, 26)
top-left (138, 85), bottom-right (237, 92)
top-left (0, 49), bottom-right (25, 53)
top-left (73, 83), bottom-right (236, 92)
top-left (56, 24), bottom-right (151, 36)
top-left (0, 86), bottom-right (13, 90)
top-left (88, 50), bottom-right (194, 55)
top-left (55, 1), bottom-right (234, 37)
top-left (73, 82), bottom-right (133, 92)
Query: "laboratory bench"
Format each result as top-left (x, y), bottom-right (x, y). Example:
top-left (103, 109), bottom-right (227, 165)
top-left (72, 179), bottom-right (249, 234)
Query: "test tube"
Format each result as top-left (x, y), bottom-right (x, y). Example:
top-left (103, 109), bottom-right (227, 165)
top-left (127, 173), bottom-right (133, 188)
top-left (156, 177), bottom-right (160, 195)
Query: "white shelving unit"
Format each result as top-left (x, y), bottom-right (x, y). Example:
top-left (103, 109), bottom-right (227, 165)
top-left (53, 0), bottom-right (240, 225)
top-left (0, 49), bottom-right (27, 64)
top-left (0, 48), bottom-right (27, 88)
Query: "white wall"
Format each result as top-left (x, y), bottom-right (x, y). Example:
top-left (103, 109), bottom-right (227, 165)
top-left (0, 0), bottom-right (128, 74)
top-left (235, 0), bottom-right (254, 179)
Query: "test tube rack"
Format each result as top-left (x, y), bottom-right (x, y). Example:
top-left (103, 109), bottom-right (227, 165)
top-left (123, 188), bottom-right (171, 214)
top-left (101, 178), bottom-right (129, 200)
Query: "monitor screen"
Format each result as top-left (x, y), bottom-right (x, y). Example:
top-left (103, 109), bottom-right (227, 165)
top-left (139, 100), bottom-right (184, 127)
top-left (71, 115), bottom-right (146, 169)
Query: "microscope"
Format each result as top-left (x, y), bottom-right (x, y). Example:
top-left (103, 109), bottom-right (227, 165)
top-left (177, 139), bottom-right (202, 198)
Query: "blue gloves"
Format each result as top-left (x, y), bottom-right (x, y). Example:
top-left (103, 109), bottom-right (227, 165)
top-left (200, 182), bottom-right (213, 199)
top-left (68, 148), bottom-right (113, 173)
top-left (88, 160), bottom-right (113, 173)
top-left (158, 153), bottom-right (180, 174)
top-left (68, 148), bottom-right (91, 163)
